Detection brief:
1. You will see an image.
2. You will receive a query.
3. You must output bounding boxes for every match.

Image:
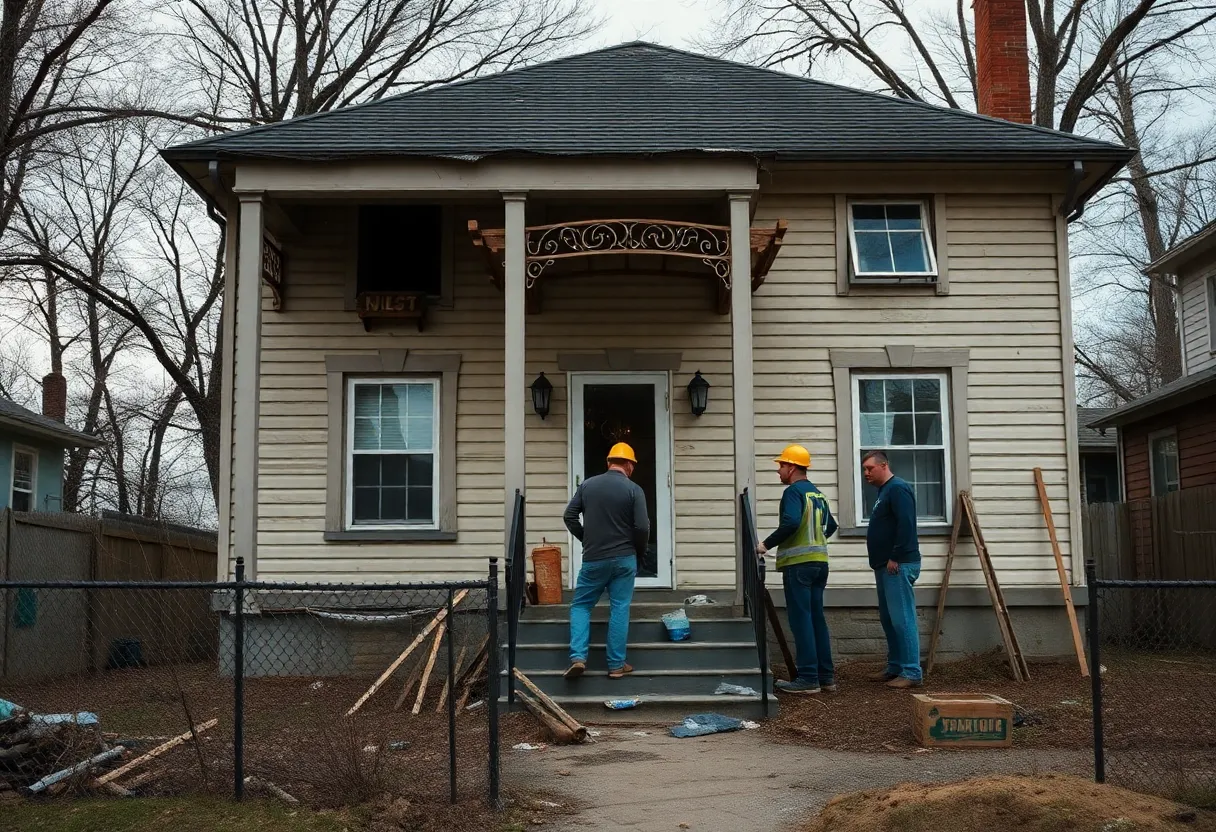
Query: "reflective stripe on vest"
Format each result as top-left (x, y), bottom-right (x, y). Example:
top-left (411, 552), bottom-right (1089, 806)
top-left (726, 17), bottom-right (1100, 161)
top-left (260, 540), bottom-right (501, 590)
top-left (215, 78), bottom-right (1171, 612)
top-left (775, 491), bottom-right (829, 570)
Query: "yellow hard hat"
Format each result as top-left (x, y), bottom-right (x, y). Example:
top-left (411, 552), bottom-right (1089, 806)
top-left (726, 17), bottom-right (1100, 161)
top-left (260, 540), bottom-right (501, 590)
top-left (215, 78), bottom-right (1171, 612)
top-left (774, 444), bottom-right (811, 469)
top-left (607, 442), bottom-right (638, 464)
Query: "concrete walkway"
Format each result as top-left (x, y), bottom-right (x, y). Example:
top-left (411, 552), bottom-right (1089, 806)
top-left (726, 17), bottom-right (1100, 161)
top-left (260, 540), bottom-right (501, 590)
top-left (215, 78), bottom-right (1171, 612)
top-left (506, 727), bottom-right (1090, 831)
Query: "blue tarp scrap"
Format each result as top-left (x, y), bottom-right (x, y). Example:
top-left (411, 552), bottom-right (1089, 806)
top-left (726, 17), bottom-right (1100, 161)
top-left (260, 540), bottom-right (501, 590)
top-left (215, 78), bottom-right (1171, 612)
top-left (669, 713), bottom-right (743, 738)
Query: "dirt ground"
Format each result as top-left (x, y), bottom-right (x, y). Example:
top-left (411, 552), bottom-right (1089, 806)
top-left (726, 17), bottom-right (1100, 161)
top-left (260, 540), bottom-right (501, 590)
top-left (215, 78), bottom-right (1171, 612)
top-left (803, 773), bottom-right (1216, 832)
top-left (767, 653), bottom-right (1094, 751)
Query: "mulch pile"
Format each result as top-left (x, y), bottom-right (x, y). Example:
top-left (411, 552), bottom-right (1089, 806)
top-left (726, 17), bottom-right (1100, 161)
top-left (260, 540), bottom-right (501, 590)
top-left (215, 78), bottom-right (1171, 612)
top-left (803, 773), bottom-right (1216, 832)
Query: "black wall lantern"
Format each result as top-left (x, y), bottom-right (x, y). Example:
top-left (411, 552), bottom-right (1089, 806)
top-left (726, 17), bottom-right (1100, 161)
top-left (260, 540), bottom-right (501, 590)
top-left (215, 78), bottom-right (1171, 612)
top-left (531, 372), bottom-right (553, 419)
top-left (687, 371), bottom-right (710, 417)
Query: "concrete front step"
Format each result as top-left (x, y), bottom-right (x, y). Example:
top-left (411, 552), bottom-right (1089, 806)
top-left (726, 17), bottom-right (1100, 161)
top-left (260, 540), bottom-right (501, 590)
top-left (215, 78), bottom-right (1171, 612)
top-left (523, 602), bottom-right (742, 622)
top-left (517, 617), bottom-right (755, 644)
top-left (513, 641), bottom-right (760, 673)
top-left (500, 693), bottom-right (776, 723)
top-left (503, 667), bottom-right (765, 698)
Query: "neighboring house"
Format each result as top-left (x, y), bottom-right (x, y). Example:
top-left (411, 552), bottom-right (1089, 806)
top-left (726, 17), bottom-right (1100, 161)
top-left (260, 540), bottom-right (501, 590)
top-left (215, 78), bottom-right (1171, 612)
top-left (162, 11), bottom-right (1131, 681)
top-left (0, 374), bottom-right (104, 513)
top-left (1089, 223), bottom-right (1216, 500)
top-left (1078, 407), bottom-right (1119, 504)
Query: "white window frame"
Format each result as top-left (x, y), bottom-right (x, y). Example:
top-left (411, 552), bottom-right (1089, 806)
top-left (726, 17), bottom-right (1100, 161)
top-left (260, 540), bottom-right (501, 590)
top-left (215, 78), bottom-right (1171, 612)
top-left (344, 376), bottom-right (441, 531)
top-left (10, 445), bottom-right (37, 512)
top-left (851, 371), bottom-right (953, 528)
top-left (846, 199), bottom-right (939, 281)
top-left (1148, 428), bottom-right (1180, 496)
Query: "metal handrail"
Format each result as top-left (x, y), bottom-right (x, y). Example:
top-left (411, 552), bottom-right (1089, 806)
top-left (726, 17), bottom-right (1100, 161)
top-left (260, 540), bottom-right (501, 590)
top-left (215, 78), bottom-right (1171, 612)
top-left (504, 490), bottom-right (527, 708)
top-left (739, 489), bottom-right (770, 716)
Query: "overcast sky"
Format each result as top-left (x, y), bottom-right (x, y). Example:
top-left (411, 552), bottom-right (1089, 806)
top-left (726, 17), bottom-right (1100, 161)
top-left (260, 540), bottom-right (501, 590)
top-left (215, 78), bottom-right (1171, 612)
top-left (594, 0), bottom-right (713, 48)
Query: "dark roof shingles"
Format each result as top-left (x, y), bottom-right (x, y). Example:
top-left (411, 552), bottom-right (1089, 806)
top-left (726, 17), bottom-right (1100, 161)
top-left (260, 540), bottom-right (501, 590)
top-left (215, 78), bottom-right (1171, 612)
top-left (165, 43), bottom-right (1130, 163)
top-left (0, 396), bottom-right (100, 447)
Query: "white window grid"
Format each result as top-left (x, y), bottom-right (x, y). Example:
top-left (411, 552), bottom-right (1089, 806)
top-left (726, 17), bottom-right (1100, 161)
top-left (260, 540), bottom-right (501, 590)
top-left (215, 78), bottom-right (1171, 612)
top-left (11, 446), bottom-right (36, 511)
top-left (851, 371), bottom-right (953, 527)
top-left (345, 377), bottom-right (440, 530)
top-left (846, 199), bottom-right (939, 280)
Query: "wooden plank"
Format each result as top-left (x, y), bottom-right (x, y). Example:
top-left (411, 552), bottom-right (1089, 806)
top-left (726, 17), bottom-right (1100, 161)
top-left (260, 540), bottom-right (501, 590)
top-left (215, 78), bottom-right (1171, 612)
top-left (345, 589), bottom-right (468, 716)
top-left (96, 720), bottom-right (218, 784)
top-left (926, 497), bottom-right (965, 675)
top-left (513, 668), bottom-right (587, 741)
top-left (392, 659), bottom-right (424, 712)
top-left (412, 622), bottom-right (447, 715)
top-left (1034, 468), bottom-right (1089, 677)
top-left (437, 645), bottom-right (468, 713)
top-left (962, 493), bottom-right (1029, 682)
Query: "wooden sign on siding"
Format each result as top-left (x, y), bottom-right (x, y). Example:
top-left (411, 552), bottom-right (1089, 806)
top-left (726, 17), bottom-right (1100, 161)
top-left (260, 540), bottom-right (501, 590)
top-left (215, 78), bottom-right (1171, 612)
top-left (355, 291), bottom-right (428, 331)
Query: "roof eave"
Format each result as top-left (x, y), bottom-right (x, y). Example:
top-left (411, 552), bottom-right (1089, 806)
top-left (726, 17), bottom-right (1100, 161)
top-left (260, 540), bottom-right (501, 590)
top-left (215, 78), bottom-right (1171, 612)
top-left (1142, 222), bottom-right (1216, 276)
top-left (1088, 372), bottom-right (1216, 430)
top-left (0, 414), bottom-right (106, 448)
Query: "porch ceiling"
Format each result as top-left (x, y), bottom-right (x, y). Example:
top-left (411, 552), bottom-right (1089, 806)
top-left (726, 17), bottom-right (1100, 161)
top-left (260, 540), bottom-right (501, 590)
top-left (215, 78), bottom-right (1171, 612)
top-left (467, 217), bottom-right (786, 314)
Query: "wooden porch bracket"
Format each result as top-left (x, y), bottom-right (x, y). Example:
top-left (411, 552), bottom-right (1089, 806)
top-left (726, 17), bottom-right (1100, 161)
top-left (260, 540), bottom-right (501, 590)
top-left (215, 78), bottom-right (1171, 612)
top-left (468, 218), bottom-right (786, 314)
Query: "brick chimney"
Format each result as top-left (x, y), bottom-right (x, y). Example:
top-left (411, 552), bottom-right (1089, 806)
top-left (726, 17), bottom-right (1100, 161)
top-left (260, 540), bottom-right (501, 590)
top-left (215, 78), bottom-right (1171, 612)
top-left (42, 372), bottom-right (67, 423)
top-left (974, 0), bottom-right (1032, 124)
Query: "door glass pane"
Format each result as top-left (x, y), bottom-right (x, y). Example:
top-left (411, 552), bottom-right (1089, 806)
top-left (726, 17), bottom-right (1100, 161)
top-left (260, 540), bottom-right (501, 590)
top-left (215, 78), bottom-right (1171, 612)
top-left (582, 383), bottom-right (659, 579)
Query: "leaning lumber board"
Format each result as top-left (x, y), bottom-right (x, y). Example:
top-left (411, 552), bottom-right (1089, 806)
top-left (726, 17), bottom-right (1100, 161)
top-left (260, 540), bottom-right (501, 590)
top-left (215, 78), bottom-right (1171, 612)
top-left (95, 720), bottom-right (217, 785)
top-left (119, 766), bottom-right (166, 791)
top-left (513, 668), bottom-right (587, 742)
top-left (456, 651), bottom-right (490, 712)
top-left (516, 691), bottom-right (576, 744)
top-left (455, 635), bottom-right (489, 688)
top-left (1034, 467), bottom-right (1090, 677)
top-left (392, 660), bottom-right (425, 712)
top-left (437, 645), bottom-right (469, 713)
top-left (346, 589), bottom-right (469, 716)
top-left (762, 587), bottom-right (795, 681)
top-left (412, 622), bottom-right (447, 715)
top-left (29, 747), bottom-right (125, 793)
top-left (246, 776), bottom-right (299, 804)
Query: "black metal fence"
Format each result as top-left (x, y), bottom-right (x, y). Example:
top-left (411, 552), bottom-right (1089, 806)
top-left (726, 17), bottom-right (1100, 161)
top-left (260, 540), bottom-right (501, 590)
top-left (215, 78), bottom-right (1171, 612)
top-left (1087, 560), bottom-right (1216, 808)
top-left (738, 489), bottom-right (770, 716)
top-left (0, 558), bottom-right (501, 808)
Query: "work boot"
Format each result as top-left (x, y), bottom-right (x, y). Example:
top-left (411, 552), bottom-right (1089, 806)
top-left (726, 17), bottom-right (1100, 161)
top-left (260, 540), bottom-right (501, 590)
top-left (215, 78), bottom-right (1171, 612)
top-left (775, 678), bottom-right (822, 695)
top-left (821, 681), bottom-right (839, 693)
top-left (867, 669), bottom-right (897, 682)
top-left (885, 676), bottom-right (923, 690)
top-left (607, 664), bottom-right (633, 679)
top-left (563, 661), bottom-right (586, 680)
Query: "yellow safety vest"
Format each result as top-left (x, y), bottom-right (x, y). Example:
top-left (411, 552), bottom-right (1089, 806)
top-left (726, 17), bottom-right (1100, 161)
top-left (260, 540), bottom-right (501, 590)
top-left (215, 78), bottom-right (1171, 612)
top-left (775, 491), bottom-right (830, 571)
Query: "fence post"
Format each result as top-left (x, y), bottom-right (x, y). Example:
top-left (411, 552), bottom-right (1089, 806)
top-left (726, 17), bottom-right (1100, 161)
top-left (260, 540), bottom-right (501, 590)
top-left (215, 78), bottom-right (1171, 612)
top-left (487, 559), bottom-right (501, 808)
top-left (1086, 558), bottom-right (1104, 783)
top-left (233, 556), bottom-right (246, 800)
top-left (447, 587), bottom-right (457, 805)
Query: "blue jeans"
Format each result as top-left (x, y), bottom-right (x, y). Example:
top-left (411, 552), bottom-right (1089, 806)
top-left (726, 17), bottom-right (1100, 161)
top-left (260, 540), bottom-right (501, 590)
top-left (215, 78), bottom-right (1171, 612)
top-left (875, 563), bottom-right (922, 681)
top-left (569, 555), bottom-right (637, 670)
top-left (782, 561), bottom-right (834, 686)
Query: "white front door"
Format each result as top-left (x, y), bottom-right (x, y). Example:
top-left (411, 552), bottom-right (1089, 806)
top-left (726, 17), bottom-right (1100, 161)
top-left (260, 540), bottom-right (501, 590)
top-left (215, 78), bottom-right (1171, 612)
top-left (568, 372), bottom-right (674, 589)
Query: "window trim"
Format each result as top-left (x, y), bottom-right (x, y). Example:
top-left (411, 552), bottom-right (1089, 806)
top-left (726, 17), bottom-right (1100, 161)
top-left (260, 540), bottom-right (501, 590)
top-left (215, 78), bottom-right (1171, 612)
top-left (829, 347), bottom-right (971, 537)
top-left (835, 195), bottom-right (949, 297)
top-left (846, 199), bottom-right (939, 280)
top-left (345, 376), bottom-right (441, 532)
top-left (851, 371), bottom-right (953, 527)
top-left (10, 444), bottom-right (37, 512)
top-left (1147, 428), bottom-right (1181, 497)
top-left (324, 351), bottom-right (460, 542)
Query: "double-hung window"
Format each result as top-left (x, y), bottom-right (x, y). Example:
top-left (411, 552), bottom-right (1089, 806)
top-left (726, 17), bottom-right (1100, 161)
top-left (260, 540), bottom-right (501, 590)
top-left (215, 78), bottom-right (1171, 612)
top-left (853, 373), bottom-right (951, 525)
top-left (10, 447), bottom-right (35, 512)
top-left (847, 201), bottom-right (938, 283)
top-left (346, 378), bottom-right (439, 529)
top-left (1149, 431), bottom-right (1180, 496)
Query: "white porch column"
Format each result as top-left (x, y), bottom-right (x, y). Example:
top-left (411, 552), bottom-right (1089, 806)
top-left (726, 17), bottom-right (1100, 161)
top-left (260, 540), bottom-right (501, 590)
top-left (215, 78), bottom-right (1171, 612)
top-left (729, 191), bottom-right (756, 534)
top-left (503, 192), bottom-right (528, 551)
top-left (233, 192), bottom-right (265, 580)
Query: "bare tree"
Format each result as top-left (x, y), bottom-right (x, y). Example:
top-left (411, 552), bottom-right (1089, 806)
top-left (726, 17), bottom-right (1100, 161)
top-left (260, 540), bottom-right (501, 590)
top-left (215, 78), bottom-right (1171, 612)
top-left (704, 0), bottom-right (1216, 401)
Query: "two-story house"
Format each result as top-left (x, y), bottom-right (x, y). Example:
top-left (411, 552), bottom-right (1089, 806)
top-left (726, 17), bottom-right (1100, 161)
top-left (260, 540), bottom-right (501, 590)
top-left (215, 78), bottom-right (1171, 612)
top-left (162, 1), bottom-right (1131, 709)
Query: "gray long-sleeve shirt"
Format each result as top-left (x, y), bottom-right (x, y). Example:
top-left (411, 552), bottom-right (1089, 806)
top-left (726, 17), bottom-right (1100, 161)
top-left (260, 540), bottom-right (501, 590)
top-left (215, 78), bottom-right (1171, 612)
top-left (563, 470), bottom-right (650, 562)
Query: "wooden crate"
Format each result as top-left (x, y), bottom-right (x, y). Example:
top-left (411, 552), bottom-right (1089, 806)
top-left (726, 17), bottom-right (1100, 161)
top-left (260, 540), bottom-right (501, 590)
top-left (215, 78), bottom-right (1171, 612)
top-left (912, 693), bottom-right (1013, 749)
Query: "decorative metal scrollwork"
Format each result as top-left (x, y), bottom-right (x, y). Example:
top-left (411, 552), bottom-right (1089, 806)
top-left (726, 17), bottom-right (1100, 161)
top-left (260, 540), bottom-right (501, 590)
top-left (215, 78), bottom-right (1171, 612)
top-left (524, 220), bottom-right (732, 288)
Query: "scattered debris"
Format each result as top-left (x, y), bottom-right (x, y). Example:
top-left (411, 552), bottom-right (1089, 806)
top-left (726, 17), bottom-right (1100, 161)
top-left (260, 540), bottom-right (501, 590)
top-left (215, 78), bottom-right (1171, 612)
top-left (512, 743), bottom-right (547, 752)
top-left (557, 770), bottom-right (571, 777)
top-left (714, 682), bottom-right (760, 697)
top-left (670, 713), bottom-right (743, 738)
top-left (662, 609), bottom-right (691, 641)
top-left (684, 594), bottom-right (716, 606)
top-left (28, 747), bottom-right (125, 794)
top-left (388, 740), bottom-right (410, 750)
top-left (465, 700), bottom-right (485, 711)
top-left (605, 698), bottom-right (642, 710)
top-left (309, 681), bottom-right (323, 691)
top-left (631, 731), bottom-right (650, 736)
top-left (740, 721), bottom-right (761, 730)
top-left (1060, 699), bottom-right (1082, 706)
top-left (362, 745), bottom-right (379, 753)
top-left (587, 730), bottom-right (603, 737)
top-left (245, 775), bottom-right (299, 805)
top-left (514, 669), bottom-right (589, 742)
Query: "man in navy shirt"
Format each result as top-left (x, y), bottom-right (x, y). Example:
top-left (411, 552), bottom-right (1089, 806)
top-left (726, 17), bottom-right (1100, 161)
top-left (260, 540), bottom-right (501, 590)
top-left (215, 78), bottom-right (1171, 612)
top-left (862, 451), bottom-right (922, 688)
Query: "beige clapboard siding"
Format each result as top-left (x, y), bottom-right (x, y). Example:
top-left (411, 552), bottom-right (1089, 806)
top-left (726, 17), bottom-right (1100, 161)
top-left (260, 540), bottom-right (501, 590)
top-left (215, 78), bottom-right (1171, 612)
top-left (1179, 264), bottom-right (1215, 374)
top-left (234, 204), bottom-right (737, 586)
top-left (750, 191), bottom-right (1072, 590)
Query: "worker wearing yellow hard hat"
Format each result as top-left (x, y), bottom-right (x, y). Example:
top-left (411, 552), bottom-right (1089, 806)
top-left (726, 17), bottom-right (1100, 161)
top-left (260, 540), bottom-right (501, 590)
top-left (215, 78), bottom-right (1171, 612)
top-left (757, 444), bottom-right (839, 696)
top-left (561, 441), bottom-right (649, 682)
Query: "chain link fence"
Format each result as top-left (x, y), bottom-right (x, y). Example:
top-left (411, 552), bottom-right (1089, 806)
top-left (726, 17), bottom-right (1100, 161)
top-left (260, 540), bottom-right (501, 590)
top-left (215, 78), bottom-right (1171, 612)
top-left (1087, 561), bottom-right (1216, 809)
top-left (0, 559), bottom-right (501, 809)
